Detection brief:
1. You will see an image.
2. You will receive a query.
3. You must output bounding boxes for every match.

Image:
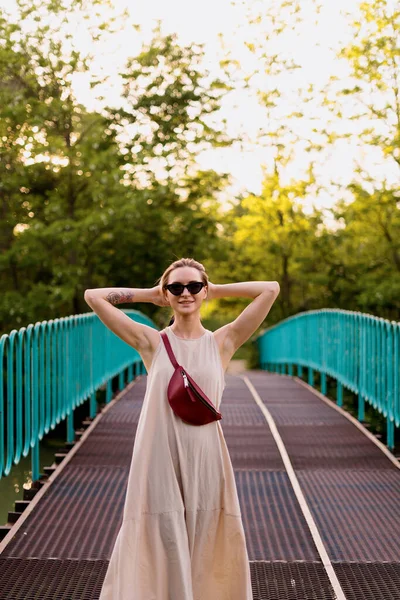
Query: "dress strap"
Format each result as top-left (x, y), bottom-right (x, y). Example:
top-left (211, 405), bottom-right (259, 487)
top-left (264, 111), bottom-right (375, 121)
top-left (160, 331), bottom-right (179, 369)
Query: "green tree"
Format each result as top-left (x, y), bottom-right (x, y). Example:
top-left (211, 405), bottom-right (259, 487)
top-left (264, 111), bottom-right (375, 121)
top-left (0, 0), bottom-right (235, 335)
top-left (0, 0), bottom-right (127, 328)
top-left (323, 0), bottom-right (400, 317)
top-left (209, 165), bottom-right (323, 321)
top-left (105, 21), bottom-right (235, 185)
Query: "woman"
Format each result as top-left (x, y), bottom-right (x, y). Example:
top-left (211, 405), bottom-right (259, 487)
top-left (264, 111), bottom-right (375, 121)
top-left (84, 257), bottom-right (280, 600)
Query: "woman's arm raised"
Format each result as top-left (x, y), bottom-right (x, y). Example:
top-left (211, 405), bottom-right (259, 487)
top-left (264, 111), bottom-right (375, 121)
top-left (84, 286), bottom-right (167, 352)
top-left (210, 280), bottom-right (280, 366)
top-left (207, 280), bottom-right (279, 301)
top-left (84, 286), bottom-right (165, 305)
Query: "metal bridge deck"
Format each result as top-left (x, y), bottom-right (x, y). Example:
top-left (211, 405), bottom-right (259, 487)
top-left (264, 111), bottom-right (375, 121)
top-left (0, 370), bottom-right (399, 599)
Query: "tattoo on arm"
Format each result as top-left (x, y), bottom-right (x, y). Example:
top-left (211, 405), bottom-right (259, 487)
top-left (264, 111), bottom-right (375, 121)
top-left (105, 290), bottom-right (134, 305)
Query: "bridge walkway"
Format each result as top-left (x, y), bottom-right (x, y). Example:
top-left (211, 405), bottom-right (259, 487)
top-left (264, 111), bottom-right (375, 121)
top-left (0, 369), bottom-right (399, 599)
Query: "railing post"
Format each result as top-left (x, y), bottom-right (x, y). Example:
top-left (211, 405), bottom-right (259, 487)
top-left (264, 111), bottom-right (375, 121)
top-left (31, 441), bottom-right (40, 483)
top-left (358, 392), bottom-right (364, 421)
top-left (386, 417), bottom-right (394, 451)
top-left (67, 412), bottom-right (75, 443)
top-left (89, 391), bottom-right (97, 419)
top-left (106, 379), bottom-right (112, 403)
top-left (321, 372), bottom-right (327, 395)
top-left (298, 364), bottom-right (303, 377)
top-left (337, 380), bottom-right (343, 407)
top-left (118, 369), bottom-right (125, 391)
top-left (308, 367), bottom-right (314, 386)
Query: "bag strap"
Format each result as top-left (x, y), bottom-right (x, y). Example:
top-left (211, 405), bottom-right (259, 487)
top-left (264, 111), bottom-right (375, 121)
top-left (160, 331), bottom-right (179, 369)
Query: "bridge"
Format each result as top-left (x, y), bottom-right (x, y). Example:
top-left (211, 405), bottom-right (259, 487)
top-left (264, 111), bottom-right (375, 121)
top-left (0, 309), bottom-right (399, 599)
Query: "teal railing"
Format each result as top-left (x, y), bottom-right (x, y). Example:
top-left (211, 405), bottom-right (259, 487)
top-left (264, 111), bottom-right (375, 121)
top-left (0, 309), bottom-right (157, 482)
top-left (255, 309), bottom-right (399, 450)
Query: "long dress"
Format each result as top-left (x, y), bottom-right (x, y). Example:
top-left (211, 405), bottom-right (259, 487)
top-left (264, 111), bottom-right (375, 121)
top-left (99, 325), bottom-right (253, 600)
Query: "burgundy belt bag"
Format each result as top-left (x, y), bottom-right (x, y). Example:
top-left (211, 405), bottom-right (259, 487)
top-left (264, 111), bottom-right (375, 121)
top-left (160, 331), bottom-right (222, 426)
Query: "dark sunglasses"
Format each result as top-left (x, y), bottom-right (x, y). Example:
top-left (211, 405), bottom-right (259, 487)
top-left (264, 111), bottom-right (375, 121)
top-left (165, 281), bottom-right (205, 296)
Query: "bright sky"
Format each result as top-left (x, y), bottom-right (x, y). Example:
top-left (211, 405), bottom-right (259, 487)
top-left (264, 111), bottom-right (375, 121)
top-left (72, 0), bottom-right (362, 203)
top-left (1, 0), bottom-right (396, 226)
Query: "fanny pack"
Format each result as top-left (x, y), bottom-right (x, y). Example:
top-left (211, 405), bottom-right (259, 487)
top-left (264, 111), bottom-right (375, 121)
top-left (160, 331), bottom-right (222, 426)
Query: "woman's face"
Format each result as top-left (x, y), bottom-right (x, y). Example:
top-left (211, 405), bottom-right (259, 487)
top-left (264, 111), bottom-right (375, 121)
top-left (164, 266), bottom-right (207, 315)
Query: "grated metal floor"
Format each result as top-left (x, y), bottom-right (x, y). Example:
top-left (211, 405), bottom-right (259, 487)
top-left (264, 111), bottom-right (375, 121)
top-left (0, 370), bottom-right (399, 599)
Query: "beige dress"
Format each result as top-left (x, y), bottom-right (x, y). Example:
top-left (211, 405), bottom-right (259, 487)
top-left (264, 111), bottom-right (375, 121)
top-left (99, 325), bottom-right (253, 600)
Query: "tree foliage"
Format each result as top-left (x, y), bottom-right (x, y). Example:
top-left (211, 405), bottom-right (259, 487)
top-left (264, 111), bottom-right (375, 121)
top-left (1, 0), bottom-right (400, 339)
top-left (0, 0), bottom-right (233, 334)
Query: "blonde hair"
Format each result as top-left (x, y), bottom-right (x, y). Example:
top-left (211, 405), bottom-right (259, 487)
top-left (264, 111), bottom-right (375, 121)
top-left (155, 257), bottom-right (209, 325)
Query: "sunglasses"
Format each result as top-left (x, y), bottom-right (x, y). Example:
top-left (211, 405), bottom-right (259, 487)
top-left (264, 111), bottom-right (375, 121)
top-left (165, 281), bottom-right (205, 296)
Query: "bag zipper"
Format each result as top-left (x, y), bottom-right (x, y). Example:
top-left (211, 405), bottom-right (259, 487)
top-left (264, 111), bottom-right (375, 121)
top-left (181, 370), bottom-right (218, 415)
top-left (182, 372), bottom-right (189, 388)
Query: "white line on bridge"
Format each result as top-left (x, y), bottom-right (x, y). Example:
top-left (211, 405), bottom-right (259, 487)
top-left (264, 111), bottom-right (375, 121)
top-left (241, 374), bottom-right (347, 600)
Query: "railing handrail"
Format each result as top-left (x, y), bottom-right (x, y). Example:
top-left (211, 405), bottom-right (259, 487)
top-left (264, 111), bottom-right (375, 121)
top-left (0, 309), bottom-right (158, 482)
top-left (254, 308), bottom-right (399, 449)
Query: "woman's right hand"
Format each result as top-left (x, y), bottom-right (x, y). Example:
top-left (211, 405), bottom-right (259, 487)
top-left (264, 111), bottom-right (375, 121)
top-left (151, 285), bottom-right (171, 307)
